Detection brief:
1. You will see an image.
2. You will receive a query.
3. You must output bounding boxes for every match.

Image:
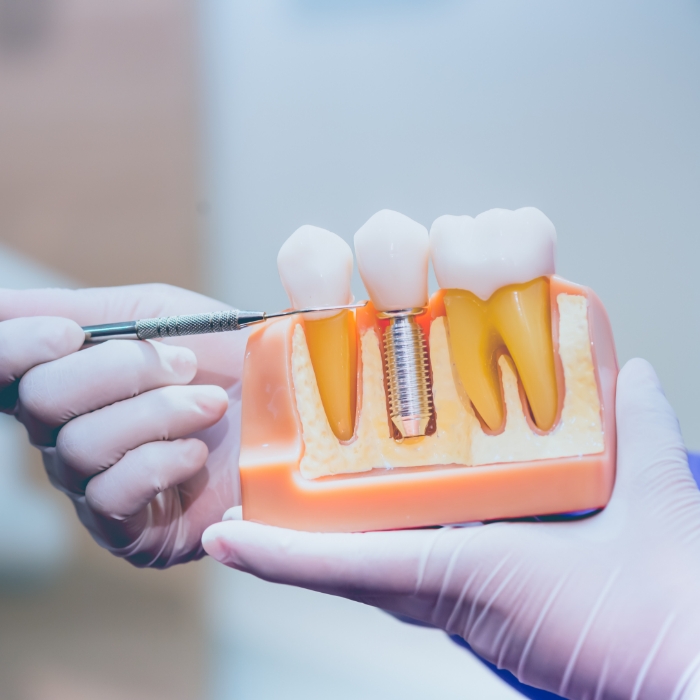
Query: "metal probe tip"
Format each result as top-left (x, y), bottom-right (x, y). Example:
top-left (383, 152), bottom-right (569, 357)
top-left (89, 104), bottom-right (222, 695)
top-left (266, 301), bottom-right (367, 320)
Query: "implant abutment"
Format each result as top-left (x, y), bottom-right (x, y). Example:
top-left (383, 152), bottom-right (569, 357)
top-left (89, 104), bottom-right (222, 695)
top-left (378, 308), bottom-right (435, 439)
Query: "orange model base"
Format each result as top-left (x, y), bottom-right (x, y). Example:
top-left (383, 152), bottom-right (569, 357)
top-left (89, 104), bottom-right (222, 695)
top-left (239, 277), bottom-right (618, 532)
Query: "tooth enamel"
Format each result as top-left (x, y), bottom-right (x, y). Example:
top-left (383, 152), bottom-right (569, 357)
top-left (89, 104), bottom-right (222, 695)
top-left (430, 207), bottom-right (556, 301)
top-left (430, 208), bottom-right (558, 432)
top-left (277, 226), bottom-right (357, 441)
top-left (354, 210), bottom-right (429, 311)
top-left (277, 225), bottom-right (353, 314)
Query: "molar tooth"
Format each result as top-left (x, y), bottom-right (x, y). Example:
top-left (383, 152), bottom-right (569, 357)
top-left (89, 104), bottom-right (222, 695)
top-left (277, 226), bottom-right (357, 441)
top-left (430, 207), bottom-right (556, 301)
top-left (430, 208), bottom-right (558, 432)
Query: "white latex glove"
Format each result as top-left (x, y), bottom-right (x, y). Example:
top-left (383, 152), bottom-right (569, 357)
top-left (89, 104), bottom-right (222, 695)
top-left (0, 285), bottom-right (246, 567)
top-left (203, 359), bottom-right (700, 700)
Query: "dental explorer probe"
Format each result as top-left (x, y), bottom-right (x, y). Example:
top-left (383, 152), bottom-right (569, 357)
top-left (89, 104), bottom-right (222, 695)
top-left (81, 302), bottom-right (367, 343)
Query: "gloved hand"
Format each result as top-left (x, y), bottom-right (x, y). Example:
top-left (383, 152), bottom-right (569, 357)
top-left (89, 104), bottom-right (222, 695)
top-left (203, 359), bottom-right (700, 700)
top-left (0, 284), bottom-right (246, 567)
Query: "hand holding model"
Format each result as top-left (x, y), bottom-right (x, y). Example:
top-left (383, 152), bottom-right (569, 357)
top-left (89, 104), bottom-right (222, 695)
top-left (204, 360), bottom-right (700, 700)
top-left (0, 284), bottom-right (244, 567)
top-left (0, 224), bottom-right (362, 567)
top-left (203, 358), bottom-right (700, 699)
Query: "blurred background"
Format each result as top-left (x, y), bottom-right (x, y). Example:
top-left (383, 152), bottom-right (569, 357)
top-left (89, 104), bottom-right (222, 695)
top-left (1, 0), bottom-right (699, 698)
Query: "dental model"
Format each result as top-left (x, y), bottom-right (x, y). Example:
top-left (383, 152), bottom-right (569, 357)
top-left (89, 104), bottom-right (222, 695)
top-left (239, 209), bottom-right (617, 532)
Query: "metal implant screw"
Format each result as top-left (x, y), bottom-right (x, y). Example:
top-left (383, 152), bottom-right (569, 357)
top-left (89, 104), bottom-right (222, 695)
top-left (379, 309), bottom-right (434, 439)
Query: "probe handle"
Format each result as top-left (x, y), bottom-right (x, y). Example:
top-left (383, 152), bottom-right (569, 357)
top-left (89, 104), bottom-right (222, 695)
top-left (82, 310), bottom-right (266, 342)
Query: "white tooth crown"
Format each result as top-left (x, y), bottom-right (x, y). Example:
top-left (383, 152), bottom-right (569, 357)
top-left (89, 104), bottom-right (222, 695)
top-left (277, 225), bottom-right (353, 317)
top-left (430, 207), bottom-right (557, 300)
top-left (354, 210), bottom-right (429, 311)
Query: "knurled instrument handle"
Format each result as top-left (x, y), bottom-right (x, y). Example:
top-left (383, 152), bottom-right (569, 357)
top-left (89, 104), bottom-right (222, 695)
top-left (82, 310), bottom-right (266, 342)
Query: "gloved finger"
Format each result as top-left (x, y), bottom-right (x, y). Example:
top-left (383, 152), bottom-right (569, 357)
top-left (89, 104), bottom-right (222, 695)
top-left (18, 339), bottom-right (197, 431)
top-left (0, 317), bottom-right (84, 412)
top-left (53, 384), bottom-right (228, 492)
top-left (0, 286), bottom-right (243, 388)
top-left (612, 358), bottom-right (695, 514)
top-left (0, 284), bottom-right (224, 326)
top-left (85, 438), bottom-right (209, 520)
top-left (202, 519), bottom-right (445, 599)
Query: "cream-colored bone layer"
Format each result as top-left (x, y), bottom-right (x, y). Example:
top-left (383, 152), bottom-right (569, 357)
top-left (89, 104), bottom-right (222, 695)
top-left (292, 294), bottom-right (603, 480)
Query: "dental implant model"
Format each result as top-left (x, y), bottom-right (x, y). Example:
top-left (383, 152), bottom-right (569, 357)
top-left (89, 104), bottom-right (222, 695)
top-left (354, 211), bottom-right (434, 439)
top-left (238, 208), bottom-right (618, 532)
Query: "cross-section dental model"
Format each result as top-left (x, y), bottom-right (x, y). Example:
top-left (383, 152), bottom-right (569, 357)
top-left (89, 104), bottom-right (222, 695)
top-left (239, 209), bottom-right (617, 532)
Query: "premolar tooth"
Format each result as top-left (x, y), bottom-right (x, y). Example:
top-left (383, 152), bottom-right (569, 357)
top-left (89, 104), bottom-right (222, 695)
top-left (277, 225), bottom-right (353, 313)
top-left (431, 208), bottom-right (558, 432)
top-left (277, 226), bottom-right (357, 441)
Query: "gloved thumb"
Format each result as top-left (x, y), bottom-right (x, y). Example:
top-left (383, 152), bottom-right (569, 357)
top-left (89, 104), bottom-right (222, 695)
top-left (611, 358), bottom-right (696, 522)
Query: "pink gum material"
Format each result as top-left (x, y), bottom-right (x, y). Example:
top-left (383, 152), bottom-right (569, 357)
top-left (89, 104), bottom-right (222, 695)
top-left (238, 276), bottom-right (618, 532)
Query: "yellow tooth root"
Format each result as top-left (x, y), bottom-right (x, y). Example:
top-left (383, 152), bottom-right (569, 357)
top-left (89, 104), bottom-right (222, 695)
top-left (443, 292), bottom-right (505, 431)
top-left (303, 310), bottom-right (358, 441)
top-left (443, 277), bottom-right (558, 432)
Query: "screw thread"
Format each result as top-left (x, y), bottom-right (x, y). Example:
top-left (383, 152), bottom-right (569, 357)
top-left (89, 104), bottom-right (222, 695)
top-left (383, 314), bottom-right (434, 438)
